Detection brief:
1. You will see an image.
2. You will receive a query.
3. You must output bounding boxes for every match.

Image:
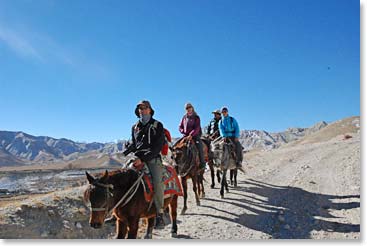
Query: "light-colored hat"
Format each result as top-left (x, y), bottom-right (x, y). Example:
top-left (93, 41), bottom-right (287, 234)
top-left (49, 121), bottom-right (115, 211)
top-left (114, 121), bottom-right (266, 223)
top-left (212, 109), bottom-right (221, 115)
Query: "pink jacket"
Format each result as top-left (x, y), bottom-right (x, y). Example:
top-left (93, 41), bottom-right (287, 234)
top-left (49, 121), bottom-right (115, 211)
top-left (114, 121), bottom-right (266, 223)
top-left (179, 113), bottom-right (202, 137)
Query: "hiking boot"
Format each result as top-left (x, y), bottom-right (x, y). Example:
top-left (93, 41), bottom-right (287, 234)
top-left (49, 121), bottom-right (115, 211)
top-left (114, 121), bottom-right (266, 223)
top-left (154, 213), bottom-right (165, 229)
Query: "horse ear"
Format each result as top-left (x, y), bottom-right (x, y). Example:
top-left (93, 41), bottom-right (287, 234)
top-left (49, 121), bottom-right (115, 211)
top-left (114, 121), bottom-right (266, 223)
top-left (86, 171), bottom-right (95, 184)
top-left (100, 170), bottom-right (109, 182)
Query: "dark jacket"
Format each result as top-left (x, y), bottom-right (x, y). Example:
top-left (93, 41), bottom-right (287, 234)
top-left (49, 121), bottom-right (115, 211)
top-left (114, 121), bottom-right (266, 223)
top-left (179, 112), bottom-right (202, 137)
top-left (130, 118), bottom-right (165, 162)
top-left (207, 118), bottom-right (220, 135)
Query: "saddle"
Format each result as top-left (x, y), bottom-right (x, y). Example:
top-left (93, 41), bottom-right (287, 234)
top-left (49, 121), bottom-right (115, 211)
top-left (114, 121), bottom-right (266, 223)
top-left (139, 163), bottom-right (183, 202)
top-left (174, 136), bottom-right (210, 163)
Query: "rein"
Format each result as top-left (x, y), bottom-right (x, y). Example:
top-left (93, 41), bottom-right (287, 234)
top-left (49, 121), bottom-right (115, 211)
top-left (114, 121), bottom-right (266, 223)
top-left (109, 172), bottom-right (144, 213)
top-left (89, 171), bottom-right (145, 216)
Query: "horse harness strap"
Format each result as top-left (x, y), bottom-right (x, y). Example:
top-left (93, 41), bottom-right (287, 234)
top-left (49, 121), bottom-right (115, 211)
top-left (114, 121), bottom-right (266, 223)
top-left (108, 172), bottom-right (145, 214)
top-left (89, 172), bottom-right (145, 216)
top-left (90, 183), bottom-right (114, 213)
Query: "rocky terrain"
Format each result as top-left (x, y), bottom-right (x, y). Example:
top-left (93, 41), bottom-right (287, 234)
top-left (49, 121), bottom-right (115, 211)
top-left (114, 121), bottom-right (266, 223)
top-left (0, 116), bottom-right (360, 239)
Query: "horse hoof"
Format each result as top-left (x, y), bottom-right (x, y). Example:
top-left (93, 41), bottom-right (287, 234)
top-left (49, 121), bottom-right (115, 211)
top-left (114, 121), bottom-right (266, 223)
top-left (220, 195), bottom-right (224, 199)
top-left (196, 201), bottom-right (201, 206)
top-left (180, 208), bottom-right (187, 215)
top-left (144, 234), bottom-right (152, 239)
top-left (171, 232), bottom-right (178, 238)
top-left (201, 193), bottom-right (205, 198)
top-left (226, 189), bottom-right (229, 193)
top-left (211, 184), bottom-right (215, 189)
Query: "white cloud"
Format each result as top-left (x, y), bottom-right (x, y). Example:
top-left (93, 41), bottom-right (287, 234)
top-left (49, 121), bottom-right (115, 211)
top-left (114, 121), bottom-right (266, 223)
top-left (0, 26), bottom-right (43, 61)
top-left (0, 22), bottom-right (112, 80)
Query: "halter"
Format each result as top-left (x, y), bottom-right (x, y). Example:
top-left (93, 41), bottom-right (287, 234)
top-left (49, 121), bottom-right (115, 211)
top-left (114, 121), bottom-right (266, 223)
top-left (90, 182), bottom-right (114, 218)
top-left (89, 171), bottom-right (145, 217)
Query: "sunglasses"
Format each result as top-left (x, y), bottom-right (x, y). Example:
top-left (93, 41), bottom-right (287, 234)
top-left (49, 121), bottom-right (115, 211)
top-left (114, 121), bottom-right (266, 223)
top-left (138, 106), bottom-right (148, 110)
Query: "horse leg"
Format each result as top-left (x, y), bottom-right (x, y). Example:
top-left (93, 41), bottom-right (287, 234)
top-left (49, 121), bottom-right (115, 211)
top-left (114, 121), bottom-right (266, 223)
top-left (180, 177), bottom-right (188, 215)
top-left (225, 172), bottom-right (229, 193)
top-left (217, 169), bottom-right (221, 183)
top-left (230, 169), bottom-right (234, 186)
top-left (220, 169), bottom-right (227, 199)
top-left (115, 219), bottom-right (127, 239)
top-left (196, 173), bottom-right (202, 198)
top-left (199, 172), bottom-right (205, 198)
top-left (234, 169), bottom-right (238, 187)
top-left (191, 174), bottom-right (201, 206)
top-left (169, 195), bottom-right (178, 238)
top-left (144, 217), bottom-right (155, 239)
top-left (127, 217), bottom-right (139, 239)
top-left (210, 162), bottom-right (215, 188)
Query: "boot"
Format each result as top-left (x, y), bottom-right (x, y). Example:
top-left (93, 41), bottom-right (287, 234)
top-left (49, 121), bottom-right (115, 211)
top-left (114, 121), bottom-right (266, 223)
top-left (154, 213), bottom-right (165, 229)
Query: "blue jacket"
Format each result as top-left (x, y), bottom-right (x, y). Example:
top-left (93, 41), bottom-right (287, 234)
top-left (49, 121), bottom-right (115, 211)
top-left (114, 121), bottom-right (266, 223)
top-left (219, 115), bottom-right (240, 138)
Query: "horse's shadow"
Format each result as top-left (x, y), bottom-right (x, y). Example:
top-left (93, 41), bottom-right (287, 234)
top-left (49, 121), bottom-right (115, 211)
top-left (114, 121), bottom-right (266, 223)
top-left (188, 178), bottom-right (360, 239)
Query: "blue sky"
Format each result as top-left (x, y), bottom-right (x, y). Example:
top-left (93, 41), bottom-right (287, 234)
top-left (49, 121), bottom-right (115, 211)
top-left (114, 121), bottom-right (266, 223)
top-left (0, 0), bottom-right (360, 143)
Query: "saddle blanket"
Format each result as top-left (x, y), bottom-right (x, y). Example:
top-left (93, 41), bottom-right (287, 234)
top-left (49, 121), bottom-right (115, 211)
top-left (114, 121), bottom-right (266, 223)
top-left (141, 163), bottom-right (183, 202)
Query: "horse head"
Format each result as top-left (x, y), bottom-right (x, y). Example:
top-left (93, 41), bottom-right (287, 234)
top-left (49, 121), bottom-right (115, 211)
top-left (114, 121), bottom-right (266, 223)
top-left (171, 137), bottom-right (196, 175)
top-left (84, 170), bottom-right (114, 229)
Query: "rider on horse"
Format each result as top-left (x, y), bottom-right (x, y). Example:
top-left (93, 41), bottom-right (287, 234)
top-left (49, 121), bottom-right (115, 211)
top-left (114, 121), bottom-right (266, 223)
top-left (124, 100), bottom-right (166, 228)
top-left (207, 109), bottom-right (221, 140)
top-left (179, 102), bottom-right (206, 171)
top-left (218, 106), bottom-right (243, 168)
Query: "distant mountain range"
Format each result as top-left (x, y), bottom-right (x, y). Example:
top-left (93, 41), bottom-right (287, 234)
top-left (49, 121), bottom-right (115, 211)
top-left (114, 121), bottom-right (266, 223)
top-left (239, 121), bottom-right (328, 151)
top-left (0, 131), bottom-right (126, 167)
top-left (0, 117), bottom-right (360, 168)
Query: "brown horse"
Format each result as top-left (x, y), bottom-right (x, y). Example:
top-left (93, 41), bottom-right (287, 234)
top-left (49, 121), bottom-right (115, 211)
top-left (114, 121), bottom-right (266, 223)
top-left (171, 136), bottom-right (208, 215)
top-left (84, 168), bottom-right (179, 239)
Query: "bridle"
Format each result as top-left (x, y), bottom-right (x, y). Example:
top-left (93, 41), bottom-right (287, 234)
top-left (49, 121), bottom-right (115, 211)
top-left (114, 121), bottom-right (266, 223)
top-left (89, 171), bottom-right (145, 217)
top-left (89, 182), bottom-right (114, 217)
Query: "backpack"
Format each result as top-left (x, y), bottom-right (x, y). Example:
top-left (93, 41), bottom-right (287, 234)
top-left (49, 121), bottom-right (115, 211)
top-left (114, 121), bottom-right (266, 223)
top-left (161, 128), bottom-right (172, 156)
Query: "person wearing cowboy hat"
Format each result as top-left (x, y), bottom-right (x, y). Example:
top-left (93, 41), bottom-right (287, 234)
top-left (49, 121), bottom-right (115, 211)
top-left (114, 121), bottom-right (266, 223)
top-left (126, 100), bottom-right (166, 229)
top-left (219, 106), bottom-right (243, 168)
top-left (207, 109), bottom-right (221, 140)
top-left (179, 102), bottom-right (206, 170)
